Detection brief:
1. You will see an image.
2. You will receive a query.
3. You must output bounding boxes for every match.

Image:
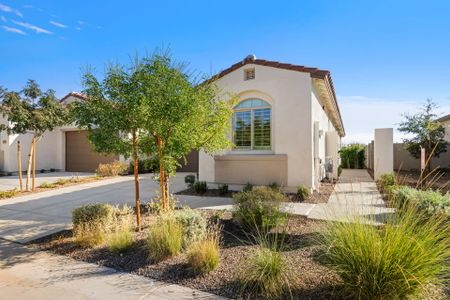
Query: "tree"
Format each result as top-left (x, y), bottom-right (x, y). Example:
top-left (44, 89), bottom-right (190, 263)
top-left (0, 80), bottom-right (68, 191)
top-left (398, 99), bottom-right (447, 175)
top-left (139, 52), bottom-right (235, 209)
top-left (71, 63), bottom-right (147, 231)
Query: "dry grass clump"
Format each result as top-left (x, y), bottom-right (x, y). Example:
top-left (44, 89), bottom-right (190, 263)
top-left (0, 188), bottom-right (18, 199)
top-left (96, 161), bottom-right (128, 177)
top-left (147, 215), bottom-right (183, 262)
top-left (186, 226), bottom-right (220, 274)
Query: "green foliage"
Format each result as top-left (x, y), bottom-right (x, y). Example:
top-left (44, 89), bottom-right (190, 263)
top-left (193, 181), bottom-right (208, 194)
top-left (147, 215), bottom-right (183, 262)
top-left (0, 188), bottom-right (18, 199)
top-left (39, 181), bottom-right (56, 189)
top-left (72, 203), bottom-right (115, 229)
top-left (186, 227), bottom-right (220, 274)
top-left (267, 182), bottom-right (280, 191)
top-left (318, 204), bottom-right (450, 300)
top-left (390, 185), bottom-right (450, 215)
top-left (296, 185), bottom-right (310, 201)
top-left (239, 247), bottom-right (291, 299)
top-left (108, 211), bottom-right (134, 254)
top-left (218, 183), bottom-right (229, 195)
top-left (398, 99), bottom-right (447, 171)
top-left (243, 182), bottom-right (253, 192)
top-left (184, 174), bottom-right (196, 188)
top-left (174, 208), bottom-right (207, 247)
top-left (339, 144), bottom-right (365, 169)
top-left (147, 194), bottom-right (178, 214)
top-left (338, 165), bottom-right (343, 177)
top-left (376, 173), bottom-right (397, 193)
top-left (96, 161), bottom-right (128, 177)
top-left (128, 158), bottom-right (154, 174)
top-left (233, 186), bottom-right (287, 232)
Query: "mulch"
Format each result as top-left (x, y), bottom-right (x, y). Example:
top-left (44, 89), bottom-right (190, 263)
top-left (31, 212), bottom-right (341, 299)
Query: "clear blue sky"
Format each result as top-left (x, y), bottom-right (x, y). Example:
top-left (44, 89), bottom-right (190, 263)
top-left (1, 0), bottom-right (449, 143)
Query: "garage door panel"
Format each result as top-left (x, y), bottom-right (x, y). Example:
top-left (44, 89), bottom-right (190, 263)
top-left (65, 131), bottom-right (118, 172)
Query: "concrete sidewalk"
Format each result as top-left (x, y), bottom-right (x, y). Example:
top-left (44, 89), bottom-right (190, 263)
top-left (0, 239), bottom-right (223, 300)
top-left (0, 172), bottom-right (94, 191)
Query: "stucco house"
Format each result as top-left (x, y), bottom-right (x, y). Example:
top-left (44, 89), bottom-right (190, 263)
top-left (199, 55), bottom-right (345, 192)
top-left (437, 113), bottom-right (450, 142)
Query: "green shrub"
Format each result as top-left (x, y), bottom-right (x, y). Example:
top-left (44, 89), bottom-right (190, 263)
top-left (240, 247), bottom-right (291, 299)
top-left (296, 185), bottom-right (310, 201)
top-left (72, 203), bottom-right (115, 229)
top-left (55, 178), bottom-right (70, 185)
top-left (108, 227), bottom-right (133, 253)
top-left (174, 208), bottom-right (207, 247)
top-left (193, 181), bottom-right (208, 194)
top-left (147, 194), bottom-right (178, 214)
top-left (39, 181), bottom-right (56, 189)
top-left (390, 185), bottom-right (450, 215)
top-left (243, 182), bottom-right (254, 192)
top-left (377, 173), bottom-right (397, 193)
top-left (339, 144), bottom-right (365, 169)
top-left (318, 204), bottom-right (450, 299)
top-left (128, 158), bottom-right (155, 174)
top-left (96, 161), bottom-right (128, 177)
top-left (0, 188), bottom-right (18, 199)
top-left (218, 183), bottom-right (229, 195)
top-left (186, 227), bottom-right (220, 274)
top-left (267, 182), bottom-right (280, 191)
top-left (233, 186), bottom-right (287, 232)
top-left (185, 174), bottom-right (196, 188)
top-left (147, 216), bottom-right (183, 262)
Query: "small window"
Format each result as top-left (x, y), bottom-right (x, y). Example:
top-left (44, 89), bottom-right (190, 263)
top-left (244, 68), bottom-right (255, 80)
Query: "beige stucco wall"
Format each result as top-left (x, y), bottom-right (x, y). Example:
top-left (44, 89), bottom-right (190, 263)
top-left (394, 143), bottom-right (450, 170)
top-left (440, 119), bottom-right (450, 142)
top-left (199, 64), bottom-right (340, 190)
top-left (374, 128), bottom-right (394, 180)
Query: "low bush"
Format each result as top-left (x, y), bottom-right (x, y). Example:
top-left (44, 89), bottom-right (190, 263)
top-left (0, 188), bottom-right (18, 199)
top-left (96, 161), bottom-right (128, 177)
top-left (147, 194), bottom-right (178, 214)
top-left (243, 182), bottom-right (253, 192)
top-left (186, 227), bottom-right (220, 274)
top-left (193, 181), bottom-right (208, 194)
top-left (296, 185), bottom-right (310, 201)
top-left (240, 247), bottom-right (291, 299)
top-left (267, 182), bottom-right (280, 191)
top-left (174, 208), bottom-right (207, 247)
top-left (185, 174), bottom-right (196, 188)
top-left (339, 143), bottom-right (365, 169)
top-left (233, 186), bottom-right (287, 232)
top-left (390, 185), bottom-right (450, 215)
top-left (55, 178), bottom-right (70, 185)
top-left (39, 181), bottom-right (56, 189)
top-left (108, 227), bottom-right (133, 253)
top-left (218, 183), bottom-right (229, 195)
top-left (318, 204), bottom-right (450, 299)
top-left (147, 216), bottom-right (183, 262)
top-left (377, 173), bottom-right (397, 194)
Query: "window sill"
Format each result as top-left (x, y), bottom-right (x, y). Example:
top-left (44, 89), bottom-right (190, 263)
top-left (214, 153), bottom-right (287, 161)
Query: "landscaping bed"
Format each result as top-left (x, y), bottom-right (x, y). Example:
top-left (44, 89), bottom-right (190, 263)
top-left (395, 170), bottom-right (450, 194)
top-left (31, 211), bottom-right (340, 299)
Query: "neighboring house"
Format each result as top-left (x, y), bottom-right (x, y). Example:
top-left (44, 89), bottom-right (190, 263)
top-left (437, 113), bottom-right (450, 142)
top-left (199, 55), bottom-right (345, 192)
top-left (0, 92), bottom-right (117, 174)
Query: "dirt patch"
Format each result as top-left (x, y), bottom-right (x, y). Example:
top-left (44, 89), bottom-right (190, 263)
top-left (31, 212), bottom-right (341, 299)
top-left (395, 170), bottom-right (450, 194)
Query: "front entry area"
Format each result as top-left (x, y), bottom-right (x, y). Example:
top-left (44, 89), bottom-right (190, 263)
top-left (65, 131), bottom-right (118, 172)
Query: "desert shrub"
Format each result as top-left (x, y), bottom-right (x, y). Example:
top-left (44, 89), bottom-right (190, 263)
top-left (218, 183), bottom-right (229, 195)
top-left (55, 178), bottom-right (70, 185)
top-left (193, 181), bottom-right (208, 194)
top-left (72, 203), bottom-right (116, 247)
top-left (185, 174), bottom-right (196, 188)
top-left (377, 173), bottom-right (397, 193)
top-left (243, 182), bottom-right (254, 192)
top-left (339, 144), bottom-right (365, 169)
top-left (208, 210), bottom-right (225, 226)
top-left (39, 181), bottom-right (56, 189)
top-left (174, 208), bottom-right (207, 247)
top-left (0, 188), bottom-right (18, 199)
top-left (240, 247), bottom-right (291, 299)
top-left (147, 194), bottom-right (178, 214)
top-left (267, 182), bottom-right (280, 191)
top-left (390, 185), bottom-right (450, 215)
top-left (296, 185), bottom-right (310, 201)
top-left (233, 186), bottom-right (287, 232)
top-left (147, 215), bottom-right (183, 262)
top-left (186, 227), bottom-right (220, 274)
top-left (128, 158), bottom-right (155, 174)
top-left (96, 161), bottom-right (128, 177)
top-left (318, 204), bottom-right (450, 300)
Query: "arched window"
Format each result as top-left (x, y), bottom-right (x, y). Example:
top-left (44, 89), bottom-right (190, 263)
top-left (233, 99), bottom-right (271, 150)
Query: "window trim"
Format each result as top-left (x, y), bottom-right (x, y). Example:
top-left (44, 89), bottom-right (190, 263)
top-left (232, 99), bottom-right (272, 151)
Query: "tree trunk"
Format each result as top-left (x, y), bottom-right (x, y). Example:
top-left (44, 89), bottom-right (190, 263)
top-left (132, 130), bottom-right (141, 231)
top-left (25, 138), bottom-right (34, 192)
top-left (157, 136), bottom-right (167, 210)
top-left (17, 141), bottom-right (23, 192)
top-left (32, 138), bottom-right (36, 191)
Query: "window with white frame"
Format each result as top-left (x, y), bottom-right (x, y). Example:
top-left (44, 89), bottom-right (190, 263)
top-left (233, 99), bottom-right (271, 150)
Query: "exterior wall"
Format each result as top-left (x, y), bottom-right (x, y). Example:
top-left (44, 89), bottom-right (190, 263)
top-left (394, 143), bottom-right (450, 170)
top-left (441, 119), bottom-right (450, 142)
top-left (199, 64), bottom-right (340, 191)
top-left (374, 128), bottom-right (393, 180)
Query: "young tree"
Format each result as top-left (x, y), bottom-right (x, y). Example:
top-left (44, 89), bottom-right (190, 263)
top-left (398, 99), bottom-right (447, 175)
top-left (71, 63), bottom-right (147, 231)
top-left (138, 52), bottom-right (235, 209)
top-left (0, 80), bottom-right (68, 191)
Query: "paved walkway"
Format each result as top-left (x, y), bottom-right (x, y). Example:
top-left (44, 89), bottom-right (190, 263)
top-left (0, 239), bottom-right (223, 300)
top-left (0, 172), bottom-right (94, 191)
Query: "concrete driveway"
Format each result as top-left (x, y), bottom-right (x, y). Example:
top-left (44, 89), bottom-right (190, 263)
top-left (0, 173), bottom-right (232, 243)
top-left (0, 172), bottom-right (94, 191)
